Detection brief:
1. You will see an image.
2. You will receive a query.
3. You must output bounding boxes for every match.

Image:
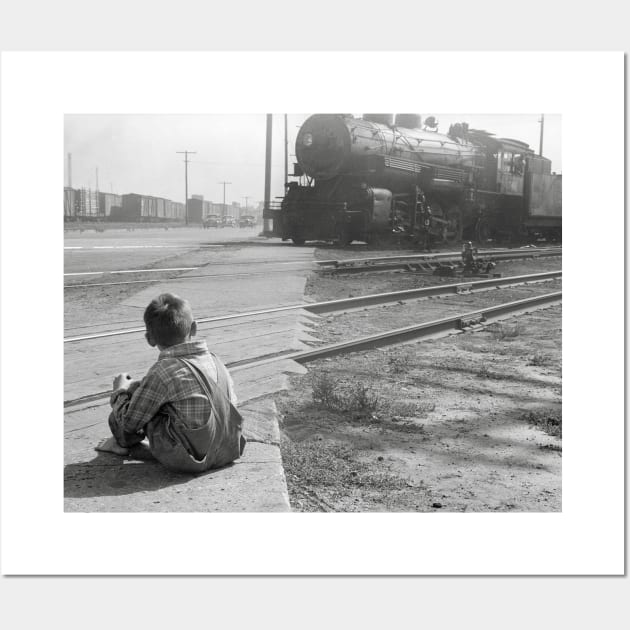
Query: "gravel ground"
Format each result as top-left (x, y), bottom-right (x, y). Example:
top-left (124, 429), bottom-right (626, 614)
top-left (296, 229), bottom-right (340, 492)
top-left (277, 251), bottom-right (562, 512)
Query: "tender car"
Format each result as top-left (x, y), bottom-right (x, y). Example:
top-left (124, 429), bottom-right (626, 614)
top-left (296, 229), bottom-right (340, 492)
top-left (239, 215), bottom-right (256, 228)
top-left (203, 214), bottom-right (221, 228)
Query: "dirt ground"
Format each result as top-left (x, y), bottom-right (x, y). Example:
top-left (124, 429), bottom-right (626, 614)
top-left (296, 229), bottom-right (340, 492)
top-left (276, 252), bottom-right (562, 512)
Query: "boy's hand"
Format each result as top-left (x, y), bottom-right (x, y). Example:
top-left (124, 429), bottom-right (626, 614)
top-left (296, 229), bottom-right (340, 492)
top-left (113, 373), bottom-right (134, 390)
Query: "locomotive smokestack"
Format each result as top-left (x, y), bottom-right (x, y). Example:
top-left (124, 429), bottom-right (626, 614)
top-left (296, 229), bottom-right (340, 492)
top-left (394, 114), bottom-right (422, 129)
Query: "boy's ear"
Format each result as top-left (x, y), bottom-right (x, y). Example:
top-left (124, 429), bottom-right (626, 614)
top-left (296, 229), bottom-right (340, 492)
top-left (145, 331), bottom-right (157, 347)
top-left (190, 321), bottom-right (197, 337)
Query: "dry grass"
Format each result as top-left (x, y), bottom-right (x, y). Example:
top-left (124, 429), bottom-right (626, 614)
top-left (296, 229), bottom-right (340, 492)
top-left (387, 351), bottom-right (414, 374)
top-left (490, 321), bottom-right (523, 340)
top-left (528, 352), bottom-right (551, 366)
top-left (522, 408), bottom-right (562, 438)
top-left (280, 437), bottom-right (423, 511)
top-left (311, 373), bottom-right (379, 417)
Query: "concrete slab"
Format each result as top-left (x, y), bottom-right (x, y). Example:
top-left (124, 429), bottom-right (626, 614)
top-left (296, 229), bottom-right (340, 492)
top-left (65, 399), bottom-right (290, 513)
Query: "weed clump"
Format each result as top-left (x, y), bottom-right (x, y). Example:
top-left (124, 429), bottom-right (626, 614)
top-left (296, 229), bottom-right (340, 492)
top-left (311, 372), bottom-right (342, 409)
top-left (387, 351), bottom-right (414, 374)
top-left (491, 321), bottom-right (522, 340)
top-left (476, 366), bottom-right (509, 380)
top-left (528, 352), bottom-right (551, 366)
top-left (522, 408), bottom-right (562, 438)
top-left (311, 373), bottom-right (379, 417)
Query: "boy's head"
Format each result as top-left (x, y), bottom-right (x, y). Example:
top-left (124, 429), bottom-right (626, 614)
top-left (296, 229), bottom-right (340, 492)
top-left (144, 293), bottom-right (197, 348)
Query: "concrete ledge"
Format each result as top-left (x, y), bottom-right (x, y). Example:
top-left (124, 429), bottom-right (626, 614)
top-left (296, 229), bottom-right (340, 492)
top-left (64, 399), bottom-right (290, 512)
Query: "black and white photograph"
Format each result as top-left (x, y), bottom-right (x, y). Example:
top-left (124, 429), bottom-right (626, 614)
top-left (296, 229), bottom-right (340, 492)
top-left (1, 49), bottom-right (624, 581)
top-left (63, 111), bottom-right (563, 513)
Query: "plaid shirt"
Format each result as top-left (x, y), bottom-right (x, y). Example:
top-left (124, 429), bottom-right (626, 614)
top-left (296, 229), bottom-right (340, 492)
top-left (110, 339), bottom-right (237, 436)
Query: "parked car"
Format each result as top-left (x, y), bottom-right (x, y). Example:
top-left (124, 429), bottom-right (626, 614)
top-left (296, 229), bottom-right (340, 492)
top-left (203, 214), bottom-right (221, 228)
top-left (221, 215), bottom-right (237, 228)
top-left (239, 215), bottom-right (256, 228)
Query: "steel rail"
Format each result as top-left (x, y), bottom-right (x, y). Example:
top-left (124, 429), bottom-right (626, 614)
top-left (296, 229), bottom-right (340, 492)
top-left (64, 270), bottom-right (561, 343)
top-left (64, 290), bottom-right (561, 409)
top-left (317, 248), bottom-right (562, 274)
top-left (232, 291), bottom-right (563, 369)
top-left (316, 246), bottom-right (562, 268)
top-left (64, 266), bottom-right (313, 289)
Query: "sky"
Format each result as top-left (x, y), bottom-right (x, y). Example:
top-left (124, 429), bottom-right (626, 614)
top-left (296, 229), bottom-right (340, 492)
top-left (64, 113), bottom-right (561, 205)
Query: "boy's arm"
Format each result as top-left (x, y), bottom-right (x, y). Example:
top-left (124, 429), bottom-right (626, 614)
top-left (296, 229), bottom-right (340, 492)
top-left (110, 368), bottom-right (168, 435)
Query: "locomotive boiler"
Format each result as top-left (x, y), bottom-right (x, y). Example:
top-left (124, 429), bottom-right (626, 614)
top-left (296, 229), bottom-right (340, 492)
top-left (271, 113), bottom-right (561, 245)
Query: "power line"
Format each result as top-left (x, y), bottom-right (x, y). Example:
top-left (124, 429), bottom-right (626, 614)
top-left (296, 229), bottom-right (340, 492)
top-left (176, 150), bottom-right (197, 225)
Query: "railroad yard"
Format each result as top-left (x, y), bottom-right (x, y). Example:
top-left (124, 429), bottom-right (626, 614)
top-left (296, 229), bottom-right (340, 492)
top-left (64, 225), bottom-right (561, 513)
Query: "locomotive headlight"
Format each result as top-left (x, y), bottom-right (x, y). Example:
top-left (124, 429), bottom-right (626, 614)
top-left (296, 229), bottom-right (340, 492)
top-left (303, 132), bottom-right (313, 147)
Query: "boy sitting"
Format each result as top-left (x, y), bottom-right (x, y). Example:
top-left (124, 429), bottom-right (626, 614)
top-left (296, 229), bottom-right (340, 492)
top-left (96, 293), bottom-right (245, 473)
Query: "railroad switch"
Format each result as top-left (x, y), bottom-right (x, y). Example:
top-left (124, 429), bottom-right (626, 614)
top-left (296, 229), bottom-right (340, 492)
top-left (433, 264), bottom-right (458, 276)
top-left (458, 314), bottom-right (486, 330)
top-left (461, 241), bottom-right (497, 276)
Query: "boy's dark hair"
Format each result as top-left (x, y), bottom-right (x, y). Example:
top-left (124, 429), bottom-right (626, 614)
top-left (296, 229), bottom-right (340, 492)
top-left (144, 293), bottom-right (194, 347)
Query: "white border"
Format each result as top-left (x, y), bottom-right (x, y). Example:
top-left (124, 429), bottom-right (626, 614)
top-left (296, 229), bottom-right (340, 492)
top-left (1, 51), bottom-right (624, 575)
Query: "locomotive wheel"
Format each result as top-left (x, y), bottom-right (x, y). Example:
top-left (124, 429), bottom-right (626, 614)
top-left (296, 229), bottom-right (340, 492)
top-left (476, 219), bottom-right (491, 243)
top-left (443, 206), bottom-right (463, 243)
top-left (337, 229), bottom-right (353, 246)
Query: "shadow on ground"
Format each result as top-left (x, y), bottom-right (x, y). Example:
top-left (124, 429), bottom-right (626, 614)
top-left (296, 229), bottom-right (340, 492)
top-left (64, 451), bottom-right (233, 498)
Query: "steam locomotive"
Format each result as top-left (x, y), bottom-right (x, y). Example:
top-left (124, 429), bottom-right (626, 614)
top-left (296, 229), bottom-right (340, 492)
top-left (271, 113), bottom-right (561, 245)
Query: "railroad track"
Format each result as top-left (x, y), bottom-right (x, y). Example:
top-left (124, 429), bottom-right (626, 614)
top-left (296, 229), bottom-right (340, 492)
top-left (64, 270), bottom-right (561, 343)
top-left (64, 273), bottom-right (561, 408)
top-left (316, 246), bottom-right (562, 274)
top-left (64, 246), bottom-right (561, 288)
top-left (238, 290), bottom-right (562, 370)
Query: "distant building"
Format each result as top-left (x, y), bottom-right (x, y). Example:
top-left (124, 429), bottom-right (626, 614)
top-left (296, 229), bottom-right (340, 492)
top-left (186, 197), bottom-right (205, 223)
top-left (76, 188), bottom-right (100, 217)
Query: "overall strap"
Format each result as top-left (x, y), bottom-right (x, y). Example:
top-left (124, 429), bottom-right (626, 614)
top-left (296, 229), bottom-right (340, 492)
top-left (178, 357), bottom-right (227, 412)
top-left (209, 352), bottom-right (230, 398)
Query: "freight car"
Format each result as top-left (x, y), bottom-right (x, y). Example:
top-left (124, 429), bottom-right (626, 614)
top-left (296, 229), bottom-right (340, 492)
top-left (271, 114), bottom-right (561, 245)
top-left (64, 188), bottom-right (185, 222)
top-left (64, 187), bottom-right (101, 221)
top-left (113, 193), bottom-right (186, 222)
top-left (98, 192), bottom-right (123, 218)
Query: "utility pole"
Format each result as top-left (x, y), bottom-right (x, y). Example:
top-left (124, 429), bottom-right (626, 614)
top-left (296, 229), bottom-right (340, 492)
top-left (284, 114), bottom-right (288, 185)
top-left (176, 150), bottom-right (196, 225)
top-left (218, 181), bottom-right (232, 217)
top-left (95, 167), bottom-right (100, 217)
top-left (538, 114), bottom-right (545, 157)
top-left (67, 153), bottom-right (72, 188)
top-left (242, 196), bottom-right (250, 212)
top-left (263, 114), bottom-right (273, 234)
